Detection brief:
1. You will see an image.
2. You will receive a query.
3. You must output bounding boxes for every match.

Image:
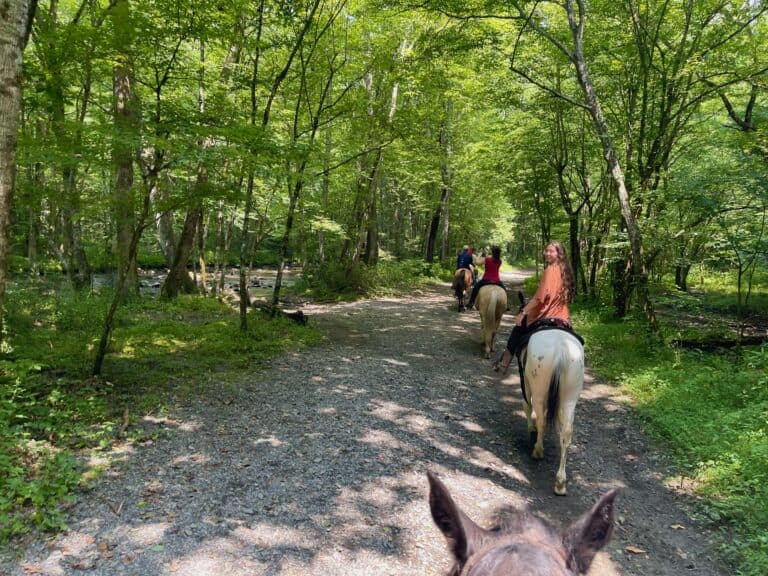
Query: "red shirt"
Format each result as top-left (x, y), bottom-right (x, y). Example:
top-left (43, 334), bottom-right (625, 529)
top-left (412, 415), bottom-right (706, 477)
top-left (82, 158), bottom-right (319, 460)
top-left (481, 257), bottom-right (502, 283)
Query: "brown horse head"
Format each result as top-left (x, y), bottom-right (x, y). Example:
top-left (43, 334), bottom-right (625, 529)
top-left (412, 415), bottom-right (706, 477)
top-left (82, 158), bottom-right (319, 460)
top-left (428, 472), bottom-right (617, 576)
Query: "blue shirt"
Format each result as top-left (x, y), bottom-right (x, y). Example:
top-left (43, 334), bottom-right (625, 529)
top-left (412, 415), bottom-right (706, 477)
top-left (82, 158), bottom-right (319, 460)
top-left (457, 251), bottom-right (473, 269)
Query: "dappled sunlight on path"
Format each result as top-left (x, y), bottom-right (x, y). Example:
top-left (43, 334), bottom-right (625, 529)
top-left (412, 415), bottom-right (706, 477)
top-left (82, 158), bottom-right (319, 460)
top-left (1, 273), bottom-right (723, 576)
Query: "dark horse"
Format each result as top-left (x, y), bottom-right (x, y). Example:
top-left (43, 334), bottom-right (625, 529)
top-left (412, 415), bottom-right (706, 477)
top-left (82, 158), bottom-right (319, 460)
top-left (452, 268), bottom-right (473, 312)
top-left (428, 472), bottom-right (617, 576)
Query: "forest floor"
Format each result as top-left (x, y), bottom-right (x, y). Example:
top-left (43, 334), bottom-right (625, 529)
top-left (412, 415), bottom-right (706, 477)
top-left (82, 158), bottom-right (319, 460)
top-left (0, 271), bottom-right (729, 575)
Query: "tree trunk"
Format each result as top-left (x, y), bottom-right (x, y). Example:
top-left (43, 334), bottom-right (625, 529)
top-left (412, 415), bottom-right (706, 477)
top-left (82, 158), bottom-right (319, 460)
top-left (319, 128), bottom-right (332, 263)
top-left (216, 195), bottom-right (238, 297)
top-left (25, 138), bottom-right (45, 275)
top-left (238, 172), bottom-right (254, 329)
top-left (197, 210), bottom-right (208, 295)
top-left (93, 184), bottom-right (153, 375)
top-left (424, 184), bottom-right (449, 264)
top-left (160, 205), bottom-right (201, 299)
top-left (0, 0), bottom-right (35, 339)
top-left (213, 198), bottom-right (225, 297)
top-left (565, 0), bottom-right (658, 330)
top-left (675, 259), bottom-right (690, 292)
top-left (568, 213), bottom-right (584, 295)
top-left (150, 183), bottom-right (175, 267)
top-left (112, 65), bottom-right (138, 298)
top-left (271, 175), bottom-right (303, 313)
top-left (438, 100), bottom-right (453, 264)
top-left (363, 149), bottom-right (382, 266)
top-left (364, 184), bottom-right (379, 266)
top-left (43, 0), bottom-right (90, 290)
top-left (611, 253), bottom-right (631, 318)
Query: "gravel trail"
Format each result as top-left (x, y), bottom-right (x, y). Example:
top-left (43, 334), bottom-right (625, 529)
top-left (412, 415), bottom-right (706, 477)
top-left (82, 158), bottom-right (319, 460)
top-left (1, 277), bottom-right (726, 575)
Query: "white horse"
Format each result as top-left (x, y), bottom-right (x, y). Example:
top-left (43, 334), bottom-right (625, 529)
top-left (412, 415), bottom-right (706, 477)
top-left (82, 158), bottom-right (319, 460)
top-left (499, 328), bottom-right (584, 495)
top-left (475, 285), bottom-right (507, 358)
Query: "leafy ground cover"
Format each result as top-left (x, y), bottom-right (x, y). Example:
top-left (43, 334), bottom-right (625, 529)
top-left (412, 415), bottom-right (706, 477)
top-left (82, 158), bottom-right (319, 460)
top-left (0, 262), bottom-right (448, 544)
top-left (295, 258), bottom-right (450, 301)
top-left (0, 277), bottom-right (320, 541)
top-left (573, 271), bottom-right (768, 576)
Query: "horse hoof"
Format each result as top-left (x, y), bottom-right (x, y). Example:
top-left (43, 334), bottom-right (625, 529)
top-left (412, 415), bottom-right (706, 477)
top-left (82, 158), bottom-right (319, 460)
top-left (554, 482), bottom-right (567, 496)
top-left (531, 446), bottom-right (544, 460)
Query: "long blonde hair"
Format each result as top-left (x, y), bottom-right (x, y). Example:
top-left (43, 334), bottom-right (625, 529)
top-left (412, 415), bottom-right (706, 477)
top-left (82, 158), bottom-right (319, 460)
top-left (547, 241), bottom-right (575, 303)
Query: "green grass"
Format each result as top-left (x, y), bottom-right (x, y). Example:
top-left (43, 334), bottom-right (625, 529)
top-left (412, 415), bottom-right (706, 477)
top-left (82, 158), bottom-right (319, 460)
top-left (657, 269), bottom-right (768, 337)
top-left (0, 278), bottom-right (320, 542)
top-left (575, 291), bottom-right (768, 576)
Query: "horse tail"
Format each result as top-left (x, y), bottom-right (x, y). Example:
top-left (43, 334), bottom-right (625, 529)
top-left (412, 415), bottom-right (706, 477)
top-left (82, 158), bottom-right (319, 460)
top-left (453, 270), bottom-right (466, 298)
top-left (546, 350), bottom-right (562, 428)
top-left (488, 287), bottom-right (498, 310)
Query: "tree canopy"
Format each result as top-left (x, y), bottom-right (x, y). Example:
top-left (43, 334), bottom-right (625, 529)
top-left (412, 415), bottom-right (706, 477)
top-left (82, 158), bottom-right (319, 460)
top-left (1, 0), bottom-right (766, 327)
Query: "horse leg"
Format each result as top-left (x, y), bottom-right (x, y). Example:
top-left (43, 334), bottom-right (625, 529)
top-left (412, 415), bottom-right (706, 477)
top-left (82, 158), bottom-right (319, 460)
top-left (554, 358), bottom-right (584, 495)
top-left (554, 404), bottom-right (576, 495)
top-left (489, 329), bottom-right (496, 355)
top-left (531, 395), bottom-right (546, 460)
top-left (523, 399), bottom-right (536, 443)
top-left (484, 318), bottom-right (496, 358)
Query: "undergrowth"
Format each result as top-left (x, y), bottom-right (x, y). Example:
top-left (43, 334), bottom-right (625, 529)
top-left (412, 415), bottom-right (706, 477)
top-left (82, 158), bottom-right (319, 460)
top-left (575, 286), bottom-right (768, 576)
top-left (0, 278), bottom-right (319, 543)
top-left (297, 258), bottom-right (449, 300)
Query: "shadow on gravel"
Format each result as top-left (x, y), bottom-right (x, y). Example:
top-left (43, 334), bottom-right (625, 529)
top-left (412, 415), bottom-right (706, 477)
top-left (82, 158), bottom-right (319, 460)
top-left (2, 280), bottom-right (725, 576)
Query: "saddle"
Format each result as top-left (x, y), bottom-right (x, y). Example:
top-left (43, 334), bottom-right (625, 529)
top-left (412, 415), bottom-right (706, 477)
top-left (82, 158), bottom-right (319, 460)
top-left (515, 317), bottom-right (584, 353)
top-left (512, 318), bottom-right (584, 404)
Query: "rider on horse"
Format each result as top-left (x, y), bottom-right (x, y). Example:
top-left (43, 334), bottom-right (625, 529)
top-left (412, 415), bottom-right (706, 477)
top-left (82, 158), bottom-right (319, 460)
top-left (456, 245), bottom-right (475, 282)
top-left (496, 240), bottom-right (580, 372)
top-left (467, 246), bottom-right (505, 308)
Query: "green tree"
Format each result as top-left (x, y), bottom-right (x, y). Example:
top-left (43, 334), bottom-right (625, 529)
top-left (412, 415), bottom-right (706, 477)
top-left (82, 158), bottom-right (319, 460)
top-left (0, 0), bottom-right (36, 340)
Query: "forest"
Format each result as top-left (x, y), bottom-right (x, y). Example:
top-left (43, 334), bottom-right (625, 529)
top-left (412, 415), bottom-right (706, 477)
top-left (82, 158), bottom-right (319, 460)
top-left (1, 0), bottom-right (767, 574)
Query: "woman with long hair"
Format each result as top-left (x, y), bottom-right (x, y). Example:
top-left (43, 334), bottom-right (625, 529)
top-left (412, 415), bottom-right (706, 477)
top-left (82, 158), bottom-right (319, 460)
top-left (467, 245), bottom-right (506, 308)
top-left (499, 241), bottom-right (575, 363)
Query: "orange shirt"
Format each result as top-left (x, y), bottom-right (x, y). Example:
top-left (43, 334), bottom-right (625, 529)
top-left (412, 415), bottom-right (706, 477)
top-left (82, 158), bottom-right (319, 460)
top-left (523, 264), bottom-right (570, 324)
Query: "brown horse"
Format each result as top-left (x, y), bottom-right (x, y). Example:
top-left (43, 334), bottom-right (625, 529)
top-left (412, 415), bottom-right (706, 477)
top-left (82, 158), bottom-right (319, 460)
top-left (475, 284), bottom-right (507, 358)
top-left (452, 268), bottom-right (473, 312)
top-left (428, 472), bottom-right (617, 576)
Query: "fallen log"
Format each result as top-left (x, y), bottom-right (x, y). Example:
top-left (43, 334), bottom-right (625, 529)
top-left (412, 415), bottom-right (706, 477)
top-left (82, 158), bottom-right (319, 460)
top-left (670, 335), bottom-right (767, 351)
top-left (250, 300), bottom-right (308, 325)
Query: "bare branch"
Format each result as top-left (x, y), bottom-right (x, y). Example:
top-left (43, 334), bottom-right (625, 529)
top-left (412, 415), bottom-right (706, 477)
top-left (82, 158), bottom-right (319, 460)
top-left (510, 66), bottom-right (591, 110)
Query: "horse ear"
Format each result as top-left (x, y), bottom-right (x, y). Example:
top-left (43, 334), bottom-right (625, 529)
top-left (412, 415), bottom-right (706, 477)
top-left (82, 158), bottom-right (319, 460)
top-left (428, 472), bottom-right (486, 566)
top-left (563, 489), bottom-right (618, 573)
